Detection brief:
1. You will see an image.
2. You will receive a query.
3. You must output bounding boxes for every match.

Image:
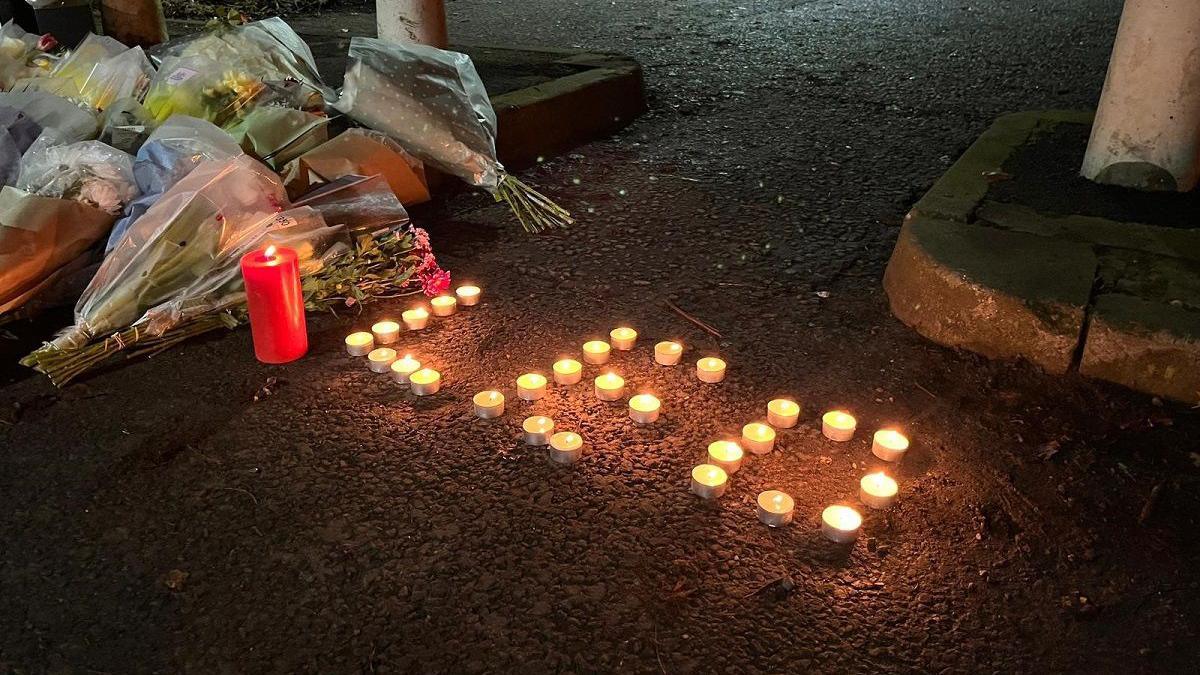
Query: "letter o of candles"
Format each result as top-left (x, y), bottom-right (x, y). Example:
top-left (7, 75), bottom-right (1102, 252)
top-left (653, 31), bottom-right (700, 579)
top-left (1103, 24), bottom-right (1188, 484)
top-left (690, 464), bottom-right (728, 499)
top-left (696, 357), bottom-right (726, 383)
top-left (240, 245), bottom-right (307, 363)
top-left (548, 431), bottom-right (584, 464)
top-left (523, 416), bottom-right (555, 445)
top-left (756, 490), bottom-right (795, 527)
top-left (553, 358), bottom-right (583, 385)
top-left (706, 440), bottom-right (744, 474)
top-left (517, 373), bottom-right (548, 401)
top-left (821, 505), bottom-right (862, 544)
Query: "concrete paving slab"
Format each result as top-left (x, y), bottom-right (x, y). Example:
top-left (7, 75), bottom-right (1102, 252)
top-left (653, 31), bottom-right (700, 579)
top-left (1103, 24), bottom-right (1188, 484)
top-left (1081, 293), bottom-right (1200, 402)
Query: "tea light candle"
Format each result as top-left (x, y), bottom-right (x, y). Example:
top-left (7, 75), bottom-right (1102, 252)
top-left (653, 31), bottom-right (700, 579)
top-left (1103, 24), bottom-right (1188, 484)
top-left (523, 416), bottom-right (555, 445)
top-left (822, 410), bottom-right (857, 442)
top-left (552, 358), bottom-right (583, 385)
top-left (696, 357), bottom-right (726, 383)
top-left (371, 320), bottom-right (400, 345)
top-left (610, 327), bottom-right (638, 351)
top-left (548, 431), bottom-right (584, 464)
top-left (872, 429), bottom-right (910, 462)
top-left (409, 368), bottom-right (441, 396)
top-left (345, 331), bottom-right (374, 356)
top-left (628, 394), bottom-right (661, 424)
top-left (402, 307), bottom-right (429, 330)
top-left (516, 373), bottom-right (548, 401)
top-left (767, 398), bottom-right (801, 428)
top-left (756, 490), bottom-right (795, 527)
top-left (690, 464), bottom-right (729, 499)
top-left (455, 285), bottom-right (481, 306)
top-left (860, 472), bottom-right (898, 509)
top-left (583, 340), bottom-right (612, 365)
top-left (430, 295), bottom-right (457, 317)
top-left (390, 354), bottom-right (422, 383)
top-left (654, 341), bottom-right (683, 366)
top-left (741, 422), bottom-right (776, 454)
top-left (706, 440), bottom-right (744, 474)
top-left (367, 347), bottom-right (397, 373)
top-left (594, 372), bottom-right (625, 402)
top-left (821, 505), bottom-right (863, 544)
top-left (473, 390), bottom-right (505, 419)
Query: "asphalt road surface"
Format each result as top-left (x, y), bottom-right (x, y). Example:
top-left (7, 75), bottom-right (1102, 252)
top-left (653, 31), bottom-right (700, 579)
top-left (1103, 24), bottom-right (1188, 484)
top-left (2, 1), bottom-right (1198, 673)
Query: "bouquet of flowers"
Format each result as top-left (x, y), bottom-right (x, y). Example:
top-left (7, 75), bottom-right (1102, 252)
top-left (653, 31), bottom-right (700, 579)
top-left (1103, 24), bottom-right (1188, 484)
top-left (0, 20), bottom-right (57, 91)
top-left (22, 155), bottom-right (448, 385)
top-left (12, 34), bottom-right (153, 112)
top-left (17, 138), bottom-right (139, 214)
top-left (336, 37), bottom-right (572, 233)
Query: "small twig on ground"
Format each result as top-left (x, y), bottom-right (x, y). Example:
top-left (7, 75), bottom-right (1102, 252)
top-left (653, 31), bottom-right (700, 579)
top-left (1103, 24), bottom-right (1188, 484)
top-left (742, 576), bottom-right (786, 599)
top-left (653, 623), bottom-right (667, 674)
top-left (665, 299), bottom-right (722, 338)
top-left (914, 382), bottom-right (937, 399)
top-left (1139, 482), bottom-right (1165, 526)
top-left (221, 486), bottom-right (259, 506)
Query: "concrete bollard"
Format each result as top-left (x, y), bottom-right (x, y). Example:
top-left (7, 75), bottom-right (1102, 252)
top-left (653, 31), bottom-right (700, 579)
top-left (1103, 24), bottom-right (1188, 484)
top-left (376, 0), bottom-right (448, 49)
top-left (1081, 0), bottom-right (1200, 192)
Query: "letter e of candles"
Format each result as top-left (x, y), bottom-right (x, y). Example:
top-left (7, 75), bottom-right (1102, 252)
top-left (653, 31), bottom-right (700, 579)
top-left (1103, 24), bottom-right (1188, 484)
top-left (240, 245), bottom-right (308, 363)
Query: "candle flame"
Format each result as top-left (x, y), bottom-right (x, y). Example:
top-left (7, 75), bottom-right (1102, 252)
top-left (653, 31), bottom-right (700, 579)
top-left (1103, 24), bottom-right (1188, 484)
top-left (264, 244), bottom-right (277, 258)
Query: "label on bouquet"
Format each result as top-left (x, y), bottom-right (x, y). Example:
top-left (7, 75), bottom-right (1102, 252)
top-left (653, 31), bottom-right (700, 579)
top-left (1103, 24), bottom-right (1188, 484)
top-left (165, 68), bottom-right (199, 86)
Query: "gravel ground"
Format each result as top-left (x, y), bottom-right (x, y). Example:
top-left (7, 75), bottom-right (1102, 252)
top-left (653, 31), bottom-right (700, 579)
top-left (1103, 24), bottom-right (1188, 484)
top-left (3, 0), bottom-right (1200, 673)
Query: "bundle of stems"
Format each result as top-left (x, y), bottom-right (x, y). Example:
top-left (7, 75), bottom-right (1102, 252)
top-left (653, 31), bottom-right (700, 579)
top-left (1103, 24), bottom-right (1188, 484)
top-left (22, 226), bottom-right (427, 386)
top-left (495, 174), bottom-right (574, 233)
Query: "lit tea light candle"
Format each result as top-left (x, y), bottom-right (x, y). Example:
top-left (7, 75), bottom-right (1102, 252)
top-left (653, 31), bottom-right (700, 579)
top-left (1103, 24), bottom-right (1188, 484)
top-left (628, 394), bottom-right (661, 424)
top-left (345, 331), bottom-right (374, 356)
top-left (609, 326), bottom-right (638, 351)
top-left (473, 390), bottom-right (505, 419)
top-left (455, 285), bottom-right (481, 306)
top-left (741, 422), bottom-right (776, 454)
top-left (706, 440), bottom-right (744, 474)
top-left (582, 340), bottom-right (612, 365)
top-left (409, 368), bottom-right (441, 396)
top-left (548, 431), bottom-right (584, 464)
top-left (594, 372), bottom-right (625, 402)
top-left (523, 415), bottom-right (555, 445)
top-left (767, 398), bottom-right (800, 428)
top-left (696, 357), bottom-right (726, 383)
top-left (402, 306), bottom-right (429, 330)
top-left (756, 490), bottom-right (795, 527)
top-left (690, 464), bottom-right (729, 499)
top-left (552, 358), bottom-right (583, 385)
top-left (390, 354), bottom-right (422, 383)
top-left (860, 472), bottom-right (898, 510)
top-left (653, 340), bottom-right (683, 366)
top-left (371, 320), bottom-right (400, 345)
top-left (821, 505), bottom-right (863, 544)
top-left (516, 373), bottom-right (548, 401)
top-left (430, 295), bottom-right (457, 317)
top-left (822, 410), bottom-right (857, 442)
top-left (367, 347), bottom-right (397, 373)
top-left (872, 429), bottom-right (910, 462)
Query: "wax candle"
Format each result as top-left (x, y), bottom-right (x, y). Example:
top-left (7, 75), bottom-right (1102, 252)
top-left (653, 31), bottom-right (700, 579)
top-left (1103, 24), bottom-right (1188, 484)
top-left (706, 440), bottom-right (744, 474)
top-left (390, 354), bottom-right (422, 383)
top-left (455, 285), bottom-right (481, 306)
top-left (696, 357), bottom-right (726, 383)
top-left (345, 331), bottom-right (374, 356)
top-left (430, 295), bottom-right (457, 317)
top-left (552, 358), bottom-right (583, 385)
top-left (402, 307), bottom-right (429, 330)
top-left (822, 410), bottom-right (857, 442)
top-left (821, 505), bottom-right (862, 544)
top-left (610, 327), bottom-right (638, 351)
top-left (473, 390), bottom-right (505, 419)
top-left (583, 340), bottom-right (612, 365)
top-left (767, 398), bottom-right (801, 428)
top-left (741, 422), bottom-right (776, 454)
top-left (594, 372), bottom-right (625, 402)
top-left (517, 373), bottom-right (548, 401)
top-left (239, 245), bottom-right (307, 363)
top-left (548, 431), bottom-right (584, 464)
top-left (859, 472), bottom-right (898, 510)
top-left (872, 429), bottom-right (910, 462)
top-left (628, 394), bottom-right (661, 424)
top-left (654, 341), bottom-right (683, 366)
top-left (409, 368), bottom-right (441, 396)
top-left (690, 464), bottom-right (729, 499)
top-left (371, 320), bottom-right (400, 345)
top-left (367, 347), bottom-right (397, 373)
top-left (756, 490), bottom-right (795, 527)
top-left (523, 416), bottom-right (555, 445)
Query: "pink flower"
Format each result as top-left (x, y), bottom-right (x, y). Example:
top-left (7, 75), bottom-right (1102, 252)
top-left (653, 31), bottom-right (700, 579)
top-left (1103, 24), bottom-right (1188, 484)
top-left (420, 268), bottom-right (451, 297)
top-left (412, 226), bottom-right (431, 254)
top-left (36, 34), bottom-right (58, 52)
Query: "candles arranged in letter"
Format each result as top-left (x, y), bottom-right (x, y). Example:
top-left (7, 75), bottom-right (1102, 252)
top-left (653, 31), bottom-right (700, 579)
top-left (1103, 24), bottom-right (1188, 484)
top-left (517, 373), bottom-right (548, 401)
top-left (654, 341), bottom-right (683, 366)
top-left (367, 347), bottom-right (397, 373)
top-left (548, 431), bottom-right (584, 464)
top-left (628, 394), bottom-right (661, 424)
top-left (822, 410), bottom-right (857, 442)
top-left (766, 398), bottom-right (800, 428)
top-left (390, 354), bottom-right (421, 384)
top-left (553, 358), bottom-right (583, 385)
top-left (455, 285), bottom-right (481, 306)
top-left (473, 390), bottom-right (505, 419)
top-left (756, 490), bottom-right (795, 527)
top-left (402, 306), bottom-right (429, 330)
top-left (609, 327), bottom-right (638, 351)
top-left (430, 295), bottom-right (457, 317)
top-left (706, 441), bottom-right (744, 474)
top-left (691, 464), bottom-right (729, 499)
top-left (345, 331), bottom-right (374, 357)
top-left (583, 340), bottom-right (612, 365)
top-left (595, 372), bottom-right (625, 402)
top-left (240, 245), bottom-right (307, 363)
top-left (821, 505), bottom-right (862, 544)
top-left (696, 357), bottom-right (726, 383)
top-left (741, 422), bottom-right (776, 454)
top-left (859, 472), bottom-right (898, 509)
top-left (371, 320), bottom-right (400, 345)
top-left (872, 429), bottom-right (910, 462)
top-left (409, 368), bottom-right (441, 396)
top-left (523, 416), bottom-right (555, 445)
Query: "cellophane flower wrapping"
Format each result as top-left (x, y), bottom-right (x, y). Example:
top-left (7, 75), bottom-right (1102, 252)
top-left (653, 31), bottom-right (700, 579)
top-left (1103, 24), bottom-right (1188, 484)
top-left (336, 37), bottom-right (498, 190)
top-left (17, 137), bottom-right (138, 214)
top-left (55, 154), bottom-right (307, 348)
top-left (14, 34), bottom-right (153, 112)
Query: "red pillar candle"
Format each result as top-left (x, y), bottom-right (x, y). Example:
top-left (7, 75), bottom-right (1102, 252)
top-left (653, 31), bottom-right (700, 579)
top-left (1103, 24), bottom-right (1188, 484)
top-left (240, 245), bottom-right (308, 364)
